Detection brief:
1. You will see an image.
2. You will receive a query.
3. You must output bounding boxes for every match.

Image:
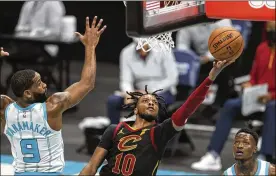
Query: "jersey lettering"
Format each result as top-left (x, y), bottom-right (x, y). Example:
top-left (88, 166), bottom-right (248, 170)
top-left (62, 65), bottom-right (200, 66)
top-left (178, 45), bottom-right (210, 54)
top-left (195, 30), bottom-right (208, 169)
top-left (5, 121), bottom-right (51, 138)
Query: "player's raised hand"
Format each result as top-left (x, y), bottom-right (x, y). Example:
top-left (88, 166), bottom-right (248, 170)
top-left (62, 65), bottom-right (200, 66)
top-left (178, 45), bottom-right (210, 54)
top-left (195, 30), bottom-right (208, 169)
top-left (0, 47), bottom-right (9, 57)
top-left (75, 16), bottom-right (107, 47)
top-left (208, 59), bottom-right (235, 80)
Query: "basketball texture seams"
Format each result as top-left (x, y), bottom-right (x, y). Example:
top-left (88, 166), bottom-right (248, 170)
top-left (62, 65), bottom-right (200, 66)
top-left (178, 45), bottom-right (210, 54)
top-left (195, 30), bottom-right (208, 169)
top-left (208, 27), bottom-right (244, 61)
top-left (216, 36), bottom-right (244, 61)
top-left (208, 29), bottom-right (237, 49)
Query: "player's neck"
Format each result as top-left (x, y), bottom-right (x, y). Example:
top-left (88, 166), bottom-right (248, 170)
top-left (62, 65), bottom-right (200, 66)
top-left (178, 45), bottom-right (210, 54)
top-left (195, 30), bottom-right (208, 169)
top-left (132, 117), bottom-right (155, 129)
top-left (16, 99), bottom-right (33, 108)
top-left (236, 158), bottom-right (257, 175)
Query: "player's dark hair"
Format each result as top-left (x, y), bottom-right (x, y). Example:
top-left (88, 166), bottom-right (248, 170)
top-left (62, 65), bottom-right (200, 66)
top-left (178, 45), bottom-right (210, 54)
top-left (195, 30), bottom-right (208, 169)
top-left (11, 69), bottom-right (36, 97)
top-left (122, 85), bottom-right (168, 119)
top-left (236, 128), bottom-right (259, 146)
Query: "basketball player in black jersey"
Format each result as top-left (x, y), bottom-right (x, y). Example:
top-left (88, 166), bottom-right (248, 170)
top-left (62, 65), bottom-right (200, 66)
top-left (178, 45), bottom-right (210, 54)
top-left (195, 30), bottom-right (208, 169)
top-left (79, 60), bottom-right (235, 176)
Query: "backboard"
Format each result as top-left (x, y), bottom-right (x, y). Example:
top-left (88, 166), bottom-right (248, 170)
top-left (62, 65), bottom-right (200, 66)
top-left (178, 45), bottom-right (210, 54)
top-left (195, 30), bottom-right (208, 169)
top-left (126, 1), bottom-right (216, 37)
top-left (126, 0), bottom-right (275, 37)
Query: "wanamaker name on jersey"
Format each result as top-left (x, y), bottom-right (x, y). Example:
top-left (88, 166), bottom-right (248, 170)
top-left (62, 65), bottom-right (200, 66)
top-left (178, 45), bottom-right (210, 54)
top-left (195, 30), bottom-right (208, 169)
top-left (6, 121), bottom-right (51, 138)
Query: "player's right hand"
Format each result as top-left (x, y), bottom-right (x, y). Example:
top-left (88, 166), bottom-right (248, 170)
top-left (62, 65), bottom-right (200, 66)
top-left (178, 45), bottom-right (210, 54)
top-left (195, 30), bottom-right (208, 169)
top-left (0, 47), bottom-right (9, 57)
top-left (208, 59), bottom-right (235, 80)
top-left (75, 16), bottom-right (107, 47)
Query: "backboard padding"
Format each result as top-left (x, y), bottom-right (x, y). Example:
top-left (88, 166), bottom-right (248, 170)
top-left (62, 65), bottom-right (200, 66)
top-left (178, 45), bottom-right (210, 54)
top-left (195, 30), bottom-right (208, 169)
top-left (126, 1), bottom-right (217, 37)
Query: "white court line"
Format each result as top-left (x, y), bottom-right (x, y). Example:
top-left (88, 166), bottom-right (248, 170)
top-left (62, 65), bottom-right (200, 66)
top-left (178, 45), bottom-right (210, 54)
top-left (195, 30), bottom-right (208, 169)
top-left (0, 163), bottom-right (99, 176)
top-left (1, 163), bottom-right (14, 175)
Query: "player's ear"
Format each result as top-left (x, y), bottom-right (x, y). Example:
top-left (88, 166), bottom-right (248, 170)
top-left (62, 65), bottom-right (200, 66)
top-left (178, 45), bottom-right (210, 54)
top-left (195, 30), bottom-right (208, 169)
top-left (23, 90), bottom-right (32, 99)
top-left (134, 108), bottom-right (138, 115)
top-left (253, 146), bottom-right (257, 154)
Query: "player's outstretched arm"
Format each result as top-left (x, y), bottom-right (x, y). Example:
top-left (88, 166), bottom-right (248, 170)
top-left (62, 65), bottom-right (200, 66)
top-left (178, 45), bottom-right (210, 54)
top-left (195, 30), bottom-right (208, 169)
top-left (47, 16), bottom-right (106, 113)
top-left (79, 147), bottom-right (108, 175)
top-left (269, 164), bottom-right (275, 176)
top-left (171, 60), bottom-right (235, 131)
top-left (0, 95), bottom-right (14, 134)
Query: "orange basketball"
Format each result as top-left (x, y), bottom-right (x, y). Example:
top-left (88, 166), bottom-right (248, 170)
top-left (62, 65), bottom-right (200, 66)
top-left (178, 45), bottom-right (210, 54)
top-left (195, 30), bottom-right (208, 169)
top-left (208, 26), bottom-right (244, 61)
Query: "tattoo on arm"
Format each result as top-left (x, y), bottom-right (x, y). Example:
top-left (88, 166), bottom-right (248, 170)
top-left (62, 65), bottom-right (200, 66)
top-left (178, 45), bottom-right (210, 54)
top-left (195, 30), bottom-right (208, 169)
top-left (46, 92), bottom-right (71, 113)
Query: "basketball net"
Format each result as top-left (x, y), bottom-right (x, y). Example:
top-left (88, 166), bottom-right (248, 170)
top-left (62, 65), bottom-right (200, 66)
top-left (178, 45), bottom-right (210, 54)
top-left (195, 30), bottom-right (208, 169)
top-left (135, 32), bottom-right (174, 54)
top-left (124, 1), bottom-right (176, 55)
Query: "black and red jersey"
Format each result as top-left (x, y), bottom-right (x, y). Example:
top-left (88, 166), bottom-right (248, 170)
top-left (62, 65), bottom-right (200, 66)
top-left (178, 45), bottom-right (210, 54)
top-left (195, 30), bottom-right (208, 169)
top-left (98, 77), bottom-right (213, 176)
top-left (98, 119), bottom-right (178, 176)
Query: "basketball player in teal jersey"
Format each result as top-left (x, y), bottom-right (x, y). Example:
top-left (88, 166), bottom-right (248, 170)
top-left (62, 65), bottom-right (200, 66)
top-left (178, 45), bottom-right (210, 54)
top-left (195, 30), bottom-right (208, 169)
top-left (224, 128), bottom-right (275, 175)
top-left (0, 16), bottom-right (106, 175)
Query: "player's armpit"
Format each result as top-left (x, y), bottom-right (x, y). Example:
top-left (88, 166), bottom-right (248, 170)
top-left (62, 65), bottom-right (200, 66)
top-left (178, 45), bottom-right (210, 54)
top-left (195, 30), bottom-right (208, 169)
top-left (269, 164), bottom-right (276, 176)
top-left (79, 147), bottom-right (108, 176)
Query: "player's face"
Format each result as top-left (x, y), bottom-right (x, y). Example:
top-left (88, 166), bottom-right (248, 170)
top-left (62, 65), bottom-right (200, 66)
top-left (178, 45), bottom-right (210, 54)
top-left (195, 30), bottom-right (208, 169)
top-left (135, 94), bottom-right (159, 122)
top-left (233, 132), bottom-right (257, 161)
top-left (24, 72), bottom-right (48, 103)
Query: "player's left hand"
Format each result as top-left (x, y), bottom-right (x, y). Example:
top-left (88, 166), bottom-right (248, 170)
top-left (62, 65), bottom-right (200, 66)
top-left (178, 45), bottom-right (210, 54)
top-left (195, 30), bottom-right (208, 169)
top-left (257, 93), bottom-right (271, 104)
top-left (75, 16), bottom-right (107, 47)
top-left (208, 59), bottom-right (235, 80)
top-left (0, 47), bottom-right (9, 57)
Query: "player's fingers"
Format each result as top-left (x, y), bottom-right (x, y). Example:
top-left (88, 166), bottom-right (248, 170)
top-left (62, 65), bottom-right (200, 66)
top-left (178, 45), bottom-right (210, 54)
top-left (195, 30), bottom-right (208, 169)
top-left (98, 25), bottom-right (107, 35)
top-left (219, 60), bottom-right (227, 67)
top-left (96, 19), bottom-right (103, 29)
top-left (92, 16), bottom-right (97, 28)
top-left (225, 59), bottom-right (235, 66)
top-left (85, 17), bottom-right (90, 30)
top-left (216, 60), bottom-right (222, 66)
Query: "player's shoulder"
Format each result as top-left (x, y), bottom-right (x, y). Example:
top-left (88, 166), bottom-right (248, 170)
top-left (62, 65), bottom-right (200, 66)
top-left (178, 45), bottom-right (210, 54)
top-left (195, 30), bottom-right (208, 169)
top-left (46, 92), bottom-right (70, 108)
top-left (103, 123), bottom-right (122, 139)
top-left (42, 92), bottom-right (70, 119)
top-left (106, 123), bottom-right (121, 133)
top-left (0, 95), bottom-right (14, 109)
top-left (107, 124), bottom-right (118, 131)
top-left (269, 163), bottom-right (275, 176)
top-left (156, 118), bottom-right (172, 126)
top-left (223, 163), bottom-right (236, 175)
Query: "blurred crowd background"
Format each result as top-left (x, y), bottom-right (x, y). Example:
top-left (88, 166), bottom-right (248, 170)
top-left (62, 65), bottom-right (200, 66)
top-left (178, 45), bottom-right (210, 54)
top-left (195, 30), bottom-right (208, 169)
top-left (0, 1), bottom-right (275, 174)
